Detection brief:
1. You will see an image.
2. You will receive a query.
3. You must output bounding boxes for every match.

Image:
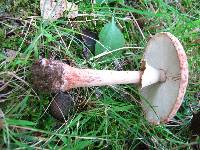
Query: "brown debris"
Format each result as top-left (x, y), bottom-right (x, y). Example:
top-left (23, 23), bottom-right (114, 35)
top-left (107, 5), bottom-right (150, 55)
top-left (49, 92), bottom-right (74, 122)
top-left (40, 0), bottom-right (78, 20)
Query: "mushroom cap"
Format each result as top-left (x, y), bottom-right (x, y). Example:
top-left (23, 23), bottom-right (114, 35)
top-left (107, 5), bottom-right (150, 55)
top-left (141, 32), bottom-right (189, 124)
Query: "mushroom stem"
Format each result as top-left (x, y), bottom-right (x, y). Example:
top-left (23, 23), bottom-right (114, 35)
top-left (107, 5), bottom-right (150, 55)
top-left (61, 66), bottom-right (143, 90)
top-left (32, 59), bottom-right (166, 92)
top-left (34, 59), bottom-right (144, 92)
top-left (141, 62), bottom-right (166, 88)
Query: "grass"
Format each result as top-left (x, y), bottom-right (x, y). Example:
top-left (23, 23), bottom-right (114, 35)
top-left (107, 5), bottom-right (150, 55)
top-left (0, 0), bottom-right (199, 149)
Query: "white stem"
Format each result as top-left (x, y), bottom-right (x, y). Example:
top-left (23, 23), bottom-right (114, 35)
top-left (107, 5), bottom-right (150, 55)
top-left (141, 62), bottom-right (166, 88)
top-left (38, 59), bottom-right (165, 91)
top-left (61, 64), bottom-right (142, 90)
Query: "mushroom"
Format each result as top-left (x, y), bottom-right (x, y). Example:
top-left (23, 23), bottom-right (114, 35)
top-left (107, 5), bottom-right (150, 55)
top-left (141, 32), bottom-right (188, 124)
top-left (31, 32), bottom-right (188, 124)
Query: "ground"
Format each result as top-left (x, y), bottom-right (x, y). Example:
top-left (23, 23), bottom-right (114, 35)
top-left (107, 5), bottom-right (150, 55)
top-left (0, 0), bottom-right (199, 149)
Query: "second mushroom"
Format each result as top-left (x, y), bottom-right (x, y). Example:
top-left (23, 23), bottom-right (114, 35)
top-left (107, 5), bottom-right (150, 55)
top-left (32, 32), bottom-right (188, 124)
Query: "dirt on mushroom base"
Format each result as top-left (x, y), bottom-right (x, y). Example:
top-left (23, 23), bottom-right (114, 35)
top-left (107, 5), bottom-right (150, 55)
top-left (31, 60), bottom-right (64, 93)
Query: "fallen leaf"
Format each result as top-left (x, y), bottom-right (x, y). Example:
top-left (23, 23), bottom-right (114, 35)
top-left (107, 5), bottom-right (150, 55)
top-left (66, 2), bottom-right (78, 19)
top-left (40, 0), bottom-right (67, 20)
top-left (192, 38), bottom-right (200, 44)
top-left (3, 49), bottom-right (18, 58)
top-left (40, 0), bottom-right (78, 20)
top-left (3, 49), bottom-right (25, 61)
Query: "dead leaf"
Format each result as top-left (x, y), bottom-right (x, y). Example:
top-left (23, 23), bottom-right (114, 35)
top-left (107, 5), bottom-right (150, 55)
top-left (40, 0), bottom-right (67, 20)
top-left (66, 2), bottom-right (78, 19)
top-left (3, 49), bottom-right (25, 61)
top-left (40, 0), bottom-right (78, 20)
top-left (192, 38), bottom-right (200, 44)
top-left (3, 49), bottom-right (18, 58)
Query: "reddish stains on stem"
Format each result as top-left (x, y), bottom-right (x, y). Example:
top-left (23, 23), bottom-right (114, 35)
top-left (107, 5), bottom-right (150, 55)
top-left (63, 66), bottom-right (98, 90)
top-left (61, 64), bottom-right (142, 91)
top-left (32, 59), bottom-right (142, 93)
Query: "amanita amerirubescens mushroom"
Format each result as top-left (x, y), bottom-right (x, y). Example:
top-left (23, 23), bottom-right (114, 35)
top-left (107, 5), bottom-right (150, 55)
top-left (32, 32), bottom-right (188, 124)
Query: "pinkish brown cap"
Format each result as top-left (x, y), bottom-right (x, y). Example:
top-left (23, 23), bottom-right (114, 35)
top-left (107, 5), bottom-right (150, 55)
top-left (141, 32), bottom-right (189, 124)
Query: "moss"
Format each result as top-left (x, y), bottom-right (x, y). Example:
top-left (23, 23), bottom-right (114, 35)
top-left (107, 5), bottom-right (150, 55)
top-left (0, 0), bottom-right (40, 17)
